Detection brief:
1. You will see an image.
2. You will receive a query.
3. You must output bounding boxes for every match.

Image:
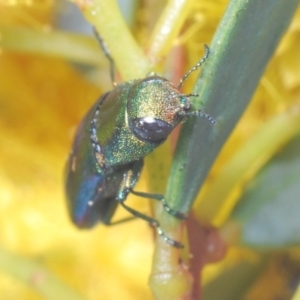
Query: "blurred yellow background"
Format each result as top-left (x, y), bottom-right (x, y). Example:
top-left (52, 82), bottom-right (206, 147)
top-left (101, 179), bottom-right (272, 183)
top-left (0, 1), bottom-right (300, 299)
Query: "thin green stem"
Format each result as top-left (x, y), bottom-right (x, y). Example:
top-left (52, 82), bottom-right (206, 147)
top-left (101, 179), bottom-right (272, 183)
top-left (74, 0), bottom-right (152, 80)
top-left (149, 235), bottom-right (192, 300)
top-left (147, 0), bottom-right (194, 62)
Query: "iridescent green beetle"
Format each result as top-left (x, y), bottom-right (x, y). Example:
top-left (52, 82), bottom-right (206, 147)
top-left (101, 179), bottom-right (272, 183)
top-left (65, 33), bottom-right (214, 248)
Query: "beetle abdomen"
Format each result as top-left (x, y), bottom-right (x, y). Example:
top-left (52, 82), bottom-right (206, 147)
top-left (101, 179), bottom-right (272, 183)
top-left (65, 94), bottom-right (119, 228)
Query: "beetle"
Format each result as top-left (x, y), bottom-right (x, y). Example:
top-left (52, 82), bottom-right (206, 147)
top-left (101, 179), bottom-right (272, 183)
top-left (65, 32), bottom-right (214, 248)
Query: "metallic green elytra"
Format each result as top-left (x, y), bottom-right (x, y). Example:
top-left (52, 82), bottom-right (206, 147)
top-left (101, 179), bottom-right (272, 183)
top-left (65, 32), bottom-right (214, 248)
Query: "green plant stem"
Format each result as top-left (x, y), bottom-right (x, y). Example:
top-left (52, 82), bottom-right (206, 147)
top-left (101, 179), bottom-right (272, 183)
top-left (144, 1), bottom-right (201, 298)
top-left (74, 0), bottom-right (151, 80)
top-left (146, 0), bottom-right (194, 62)
top-left (149, 236), bottom-right (193, 300)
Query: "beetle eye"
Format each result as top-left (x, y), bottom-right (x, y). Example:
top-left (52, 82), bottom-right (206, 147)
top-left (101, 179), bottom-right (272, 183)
top-left (131, 117), bottom-right (173, 142)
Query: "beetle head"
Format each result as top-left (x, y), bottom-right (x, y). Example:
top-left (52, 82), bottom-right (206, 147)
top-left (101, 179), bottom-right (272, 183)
top-left (127, 76), bottom-right (191, 143)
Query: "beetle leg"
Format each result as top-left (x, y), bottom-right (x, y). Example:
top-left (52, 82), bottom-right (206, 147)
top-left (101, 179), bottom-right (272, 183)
top-left (115, 160), bottom-right (143, 202)
top-left (130, 190), bottom-right (187, 220)
top-left (116, 161), bottom-right (187, 220)
top-left (119, 201), bottom-right (184, 248)
top-left (115, 161), bottom-right (184, 248)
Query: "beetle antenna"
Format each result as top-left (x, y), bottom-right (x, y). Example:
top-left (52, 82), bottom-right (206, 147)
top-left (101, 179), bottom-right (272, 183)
top-left (178, 44), bottom-right (210, 90)
top-left (93, 27), bottom-right (117, 87)
top-left (185, 93), bottom-right (199, 98)
top-left (184, 110), bottom-right (215, 124)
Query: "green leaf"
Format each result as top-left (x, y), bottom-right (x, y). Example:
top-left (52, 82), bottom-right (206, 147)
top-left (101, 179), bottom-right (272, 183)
top-left (229, 132), bottom-right (300, 248)
top-left (165, 0), bottom-right (300, 214)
